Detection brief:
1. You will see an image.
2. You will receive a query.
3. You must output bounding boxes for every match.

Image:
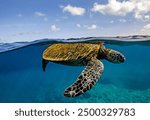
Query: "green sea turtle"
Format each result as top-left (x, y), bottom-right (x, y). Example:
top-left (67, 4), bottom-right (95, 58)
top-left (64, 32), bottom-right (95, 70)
top-left (42, 42), bottom-right (125, 97)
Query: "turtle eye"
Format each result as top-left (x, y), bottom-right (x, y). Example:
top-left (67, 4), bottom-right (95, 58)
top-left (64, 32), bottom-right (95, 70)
top-left (109, 53), bottom-right (115, 60)
top-left (110, 53), bottom-right (115, 56)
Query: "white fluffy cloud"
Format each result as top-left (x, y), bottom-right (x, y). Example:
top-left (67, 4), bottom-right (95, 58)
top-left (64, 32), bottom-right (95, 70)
top-left (63, 5), bottom-right (85, 16)
top-left (140, 23), bottom-right (150, 34)
top-left (91, 0), bottom-right (150, 21)
top-left (84, 24), bottom-right (97, 30)
top-left (76, 24), bottom-right (81, 28)
top-left (35, 12), bottom-right (46, 17)
top-left (109, 20), bottom-right (114, 23)
top-left (35, 12), bottom-right (48, 21)
top-left (76, 24), bottom-right (98, 30)
top-left (118, 19), bottom-right (127, 23)
top-left (50, 25), bottom-right (60, 32)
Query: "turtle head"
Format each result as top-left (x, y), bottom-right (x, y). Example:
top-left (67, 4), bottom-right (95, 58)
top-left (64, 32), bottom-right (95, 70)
top-left (104, 49), bottom-right (125, 63)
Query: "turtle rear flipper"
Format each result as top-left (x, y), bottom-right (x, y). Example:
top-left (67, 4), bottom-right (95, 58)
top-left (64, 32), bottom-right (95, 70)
top-left (64, 58), bottom-right (104, 97)
top-left (42, 59), bottom-right (49, 72)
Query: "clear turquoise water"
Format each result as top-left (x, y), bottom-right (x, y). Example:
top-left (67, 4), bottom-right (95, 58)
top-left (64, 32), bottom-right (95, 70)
top-left (0, 39), bottom-right (150, 103)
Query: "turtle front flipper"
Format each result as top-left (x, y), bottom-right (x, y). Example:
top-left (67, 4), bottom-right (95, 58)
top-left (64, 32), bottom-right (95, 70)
top-left (64, 58), bottom-right (104, 97)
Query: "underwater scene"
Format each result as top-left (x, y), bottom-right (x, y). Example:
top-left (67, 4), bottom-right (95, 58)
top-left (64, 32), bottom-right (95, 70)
top-left (0, 36), bottom-right (150, 103)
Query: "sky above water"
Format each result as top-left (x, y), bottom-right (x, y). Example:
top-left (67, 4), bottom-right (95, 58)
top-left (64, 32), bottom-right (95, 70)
top-left (0, 0), bottom-right (150, 42)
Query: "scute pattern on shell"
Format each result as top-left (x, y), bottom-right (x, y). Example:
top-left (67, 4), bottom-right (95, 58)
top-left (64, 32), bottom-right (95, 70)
top-left (43, 43), bottom-right (103, 63)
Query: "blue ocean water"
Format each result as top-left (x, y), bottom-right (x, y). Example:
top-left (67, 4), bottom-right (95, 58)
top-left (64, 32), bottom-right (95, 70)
top-left (0, 36), bottom-right (150, 103)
